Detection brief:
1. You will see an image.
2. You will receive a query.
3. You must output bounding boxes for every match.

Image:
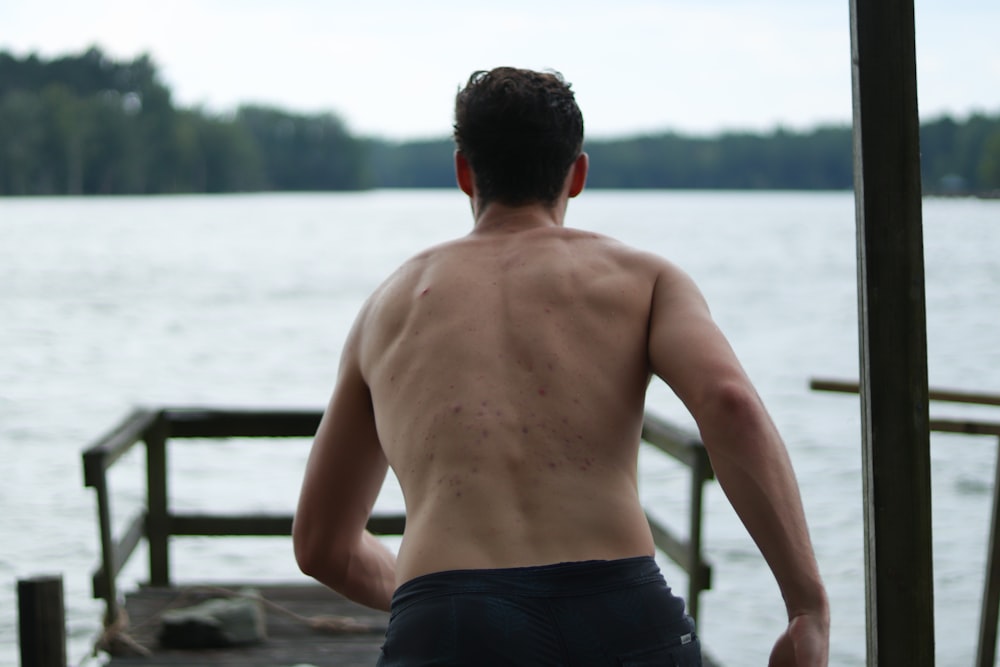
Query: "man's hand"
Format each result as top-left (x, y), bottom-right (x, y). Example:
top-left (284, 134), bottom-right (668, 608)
top-left (768, 612), bottom-right (830, 666)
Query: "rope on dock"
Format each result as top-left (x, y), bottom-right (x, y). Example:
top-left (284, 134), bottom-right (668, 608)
top-left (193, 585), bottom-right (375, 633)
top-left (91, 608), bottom-right (153, 658)
top-left (89, 585), bottom-right (375, 658)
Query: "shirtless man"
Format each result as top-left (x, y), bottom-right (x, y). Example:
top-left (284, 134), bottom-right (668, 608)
top-left (294, 67), bottom-right (829, 666)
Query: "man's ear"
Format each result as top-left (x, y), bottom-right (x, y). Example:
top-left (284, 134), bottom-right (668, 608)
top-left (568, 152), bottom-right (589, 198)
top-left (455, 151), bottom-right (475, 197)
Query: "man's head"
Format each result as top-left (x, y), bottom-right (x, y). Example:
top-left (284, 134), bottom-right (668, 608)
top-left (454, 67), bottom-right (585, 208)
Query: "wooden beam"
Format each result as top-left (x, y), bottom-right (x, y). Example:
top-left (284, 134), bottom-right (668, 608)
top-left (811, 378), bottom-right (1000, 408)
top-left (164, 407), bottom-right (322, 439)
top-left (849, 0), bottom-right (935, 663)
top-left (641, 413), bottom-right (713, 476)
top-left (166, 513), bottom-right (406, 537)
top-left (82, 408), bottom-right (159, 487)
top-left (92, 510), bottom-right (146, 602)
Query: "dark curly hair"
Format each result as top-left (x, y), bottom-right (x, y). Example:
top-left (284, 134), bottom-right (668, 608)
top-left (454, 67), bottom-right (584, 207)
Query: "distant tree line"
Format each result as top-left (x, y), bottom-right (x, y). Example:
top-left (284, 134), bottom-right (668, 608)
top-left (0, 48), bottom-right (366, 195)
top-left (2, 48), bottom-right (999, 196)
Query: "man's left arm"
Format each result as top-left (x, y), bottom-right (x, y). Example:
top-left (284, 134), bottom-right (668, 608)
top-left (647, 261), bottom-right (829, 664)
top-left (293, 319), bottom-right (396, 611)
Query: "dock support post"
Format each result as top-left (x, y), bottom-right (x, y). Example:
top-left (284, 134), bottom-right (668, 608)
top-left (17, 575), bottom-right (67, 667)
top-left (686, 451), bottom-right (709, 624)
top-left (976, 435), bottom-right (1000, 667)
top-left (849, 0), bottom-right (935, 664)
top-left (146, 412), bottom-right (170, 587)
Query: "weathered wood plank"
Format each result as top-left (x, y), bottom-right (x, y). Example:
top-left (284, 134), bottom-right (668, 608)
top-left (164, 513), bottom-right (406, 537)
top-left (106, 584), bottom-right (388, 667)
top-left (164, 408), bottom-right (322, 439)
top-left (928, 419), bottom-right (1000, 437)
top-left (811, 378), bottom-right (1000, 407)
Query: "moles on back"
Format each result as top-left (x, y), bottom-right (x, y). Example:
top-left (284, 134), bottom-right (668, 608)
top-left (358, 225), bottom-right (663, 577)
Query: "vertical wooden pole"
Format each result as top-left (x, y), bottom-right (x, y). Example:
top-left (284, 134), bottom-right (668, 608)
top-left (976, 435), bottom-right (1000, 666)
top-left (18, 575), bottom-right (67, 667)
top-left (145, 412), bottom-right (170, 586)
top-left (849, 0), bottom-right (935, 664)
top-left (686, 453), bottom-right (709, 624)
top-left (91, 471), bottom-right (119, 626)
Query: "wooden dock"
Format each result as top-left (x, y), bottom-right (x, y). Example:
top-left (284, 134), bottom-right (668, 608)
top-left (81, 406), bottom-right (717, 665)
top-left (106, 583), bottom-right (388, 666)
top-left (104, 581), bottom-right (723, 666)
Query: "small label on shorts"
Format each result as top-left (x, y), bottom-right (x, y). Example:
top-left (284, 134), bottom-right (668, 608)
top-left (680, 633), bottom-right (693, 645)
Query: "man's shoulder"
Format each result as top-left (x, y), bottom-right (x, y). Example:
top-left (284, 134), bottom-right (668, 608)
top-left (368, 226), bottom-right (682, 299)
top-left (372, 238), bottom-right (457, 288)
top-left (359, 237), bottom-right (468, 313)
top-left (557, 227), bottom-right (679, 274)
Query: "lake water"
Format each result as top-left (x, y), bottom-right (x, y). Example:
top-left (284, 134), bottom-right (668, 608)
top-left (1, 190), bottom-right (998, 666)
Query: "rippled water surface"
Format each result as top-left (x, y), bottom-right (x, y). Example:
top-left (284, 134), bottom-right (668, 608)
top-left (2, 191), bottom-right (998, 666)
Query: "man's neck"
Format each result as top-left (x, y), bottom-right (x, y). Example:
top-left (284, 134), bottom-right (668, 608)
top-left (470, 200), bottom-right (567, 235)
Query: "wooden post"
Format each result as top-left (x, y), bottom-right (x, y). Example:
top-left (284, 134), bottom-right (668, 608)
top-left (976, 435), bottom-right (1000, 666)
top-left (145, 411), bottom-right (170, 586)
top-left (17, 575), bottom-right (67, 667)
top-left (92, 472), bottom-right (120, 626)
top-left (849, 0), bottom-right (935, 664)
top-left (686, 452), bottom-right (709, 624)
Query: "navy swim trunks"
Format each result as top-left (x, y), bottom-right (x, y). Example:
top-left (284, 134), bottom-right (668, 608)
top-left (377, 556), bottom-right (701, 666)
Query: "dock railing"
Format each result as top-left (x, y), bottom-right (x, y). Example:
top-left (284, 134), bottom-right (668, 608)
top-left (82, 406), bottom-right (715, 630)
top-left (811, 378), bottom-right (1000, 667)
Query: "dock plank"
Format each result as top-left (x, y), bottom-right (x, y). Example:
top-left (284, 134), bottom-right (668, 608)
top-left (106, 583), bottom-right (388, 666)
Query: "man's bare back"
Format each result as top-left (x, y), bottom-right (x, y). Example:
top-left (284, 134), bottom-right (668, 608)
top-left (358, 221), bottom-right (662, 582)
top-left (294, 66), bottom-right (828, 665)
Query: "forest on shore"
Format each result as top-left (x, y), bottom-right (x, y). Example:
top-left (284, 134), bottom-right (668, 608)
top-left (2, 48), bottom-right (999, 196)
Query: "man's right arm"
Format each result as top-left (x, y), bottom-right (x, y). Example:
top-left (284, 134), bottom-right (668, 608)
top-left (646, 261), bottom-right (829, 666)
top-left (293, 306), bottom-right (397, 612)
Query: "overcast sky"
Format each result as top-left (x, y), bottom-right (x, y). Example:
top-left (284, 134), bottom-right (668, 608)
top-left (2, 0), bottom-right (997, 140)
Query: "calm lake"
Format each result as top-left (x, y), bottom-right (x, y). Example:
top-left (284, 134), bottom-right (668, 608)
top-left (2, 190), bottom-right (998, 666)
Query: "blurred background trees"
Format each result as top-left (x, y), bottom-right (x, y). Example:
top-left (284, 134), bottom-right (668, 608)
top-left (1, 47), bottom-right (998, 196)
top-left (0, 48), bottom-right (365, 194)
